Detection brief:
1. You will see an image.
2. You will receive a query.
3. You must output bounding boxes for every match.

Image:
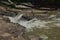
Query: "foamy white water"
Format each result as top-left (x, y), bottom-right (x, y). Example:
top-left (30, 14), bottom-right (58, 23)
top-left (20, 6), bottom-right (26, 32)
top-left (9, 14), bottom-right (23, 23)
top-left (8, 14), bottom-right (48, 28)
top-left (8, 13), bottom-right (60, 28)
top-left (40, 35), bottom-right (48, 40)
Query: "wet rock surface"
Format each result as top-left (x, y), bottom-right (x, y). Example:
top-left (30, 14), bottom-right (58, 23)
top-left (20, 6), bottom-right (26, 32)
top-left (0, 16), bottom-right (28, 40)
top-left (0, 16), bottom-right (42, 40)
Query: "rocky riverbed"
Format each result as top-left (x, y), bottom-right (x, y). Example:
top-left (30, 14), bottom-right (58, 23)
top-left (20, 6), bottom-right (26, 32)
top-left (0, 6), bottom-right (60, 40)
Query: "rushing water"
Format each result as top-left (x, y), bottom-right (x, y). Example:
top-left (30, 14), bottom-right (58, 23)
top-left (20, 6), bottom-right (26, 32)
top-left (8, 12), bottom-right (60, 29)
top-left (8, 12), bottom-right (60, 40)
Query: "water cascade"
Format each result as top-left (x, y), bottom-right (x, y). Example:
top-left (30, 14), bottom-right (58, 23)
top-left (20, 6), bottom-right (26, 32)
top-left (9, 12), bottom-right (60, 29)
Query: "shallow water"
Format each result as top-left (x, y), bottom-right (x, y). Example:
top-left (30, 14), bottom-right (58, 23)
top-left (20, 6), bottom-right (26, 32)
top-left (8, 12), bottom-right (60, 40)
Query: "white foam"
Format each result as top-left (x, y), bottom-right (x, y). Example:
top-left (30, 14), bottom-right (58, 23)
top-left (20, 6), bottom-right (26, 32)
top-left (8, 14), bottom-right (60, 29)
top-left (40, 35), bottom-right (48, 40)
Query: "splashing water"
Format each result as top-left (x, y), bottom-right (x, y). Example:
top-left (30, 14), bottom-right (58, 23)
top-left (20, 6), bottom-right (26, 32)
top-left (9, 14), bottom-right (23, 23)
top-left (8, 13), bottom-right (60, 29)
top-left (8, 13), bottom-right (49, 28)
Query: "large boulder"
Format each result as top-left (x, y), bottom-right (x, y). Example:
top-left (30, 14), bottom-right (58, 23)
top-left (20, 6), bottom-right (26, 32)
top-left (0, 16), bottom-right (29, 40)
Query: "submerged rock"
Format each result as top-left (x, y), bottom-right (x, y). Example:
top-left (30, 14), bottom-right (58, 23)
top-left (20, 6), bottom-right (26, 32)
top-left (28, 35), bottom-right (42, 40)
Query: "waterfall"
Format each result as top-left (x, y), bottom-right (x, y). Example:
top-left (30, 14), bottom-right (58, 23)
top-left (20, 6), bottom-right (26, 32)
top-left (9, 13), bottom-right (60, 29)
top-left (8, 13), bottom-right (38, 28)
top-left (9, 14), bottom-right (23, 23)
top-left (8, 13), bottom-right (49, 28)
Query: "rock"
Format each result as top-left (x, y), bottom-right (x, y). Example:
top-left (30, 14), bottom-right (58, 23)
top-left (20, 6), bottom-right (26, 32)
top-left (28, 35), bottom-right (42, 40)
top-left (0, 6), bottom-right (6, 12)
top-left (0, 16), bottom-right (29, 40)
